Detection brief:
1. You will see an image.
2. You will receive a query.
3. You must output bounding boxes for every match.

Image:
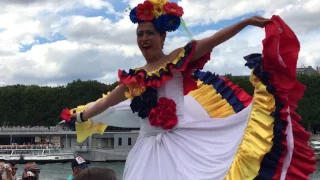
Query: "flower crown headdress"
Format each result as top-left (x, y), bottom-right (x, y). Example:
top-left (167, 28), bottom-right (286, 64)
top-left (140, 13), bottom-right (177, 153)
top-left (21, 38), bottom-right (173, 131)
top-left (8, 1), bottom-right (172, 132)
top-left (129, 0), bottom-right (184, 33)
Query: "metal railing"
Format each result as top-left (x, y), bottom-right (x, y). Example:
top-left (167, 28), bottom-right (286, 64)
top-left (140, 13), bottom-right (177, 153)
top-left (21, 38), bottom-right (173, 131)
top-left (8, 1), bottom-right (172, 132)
top-left (0, 126), bottom-right (74, 134)
top-left (0, 144), bottom-right (63, 150)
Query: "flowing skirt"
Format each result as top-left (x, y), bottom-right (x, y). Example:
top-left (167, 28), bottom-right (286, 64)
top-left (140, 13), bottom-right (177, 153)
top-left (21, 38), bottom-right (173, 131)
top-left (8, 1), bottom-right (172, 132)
top-left (68, 16), bottom-right (315, 180)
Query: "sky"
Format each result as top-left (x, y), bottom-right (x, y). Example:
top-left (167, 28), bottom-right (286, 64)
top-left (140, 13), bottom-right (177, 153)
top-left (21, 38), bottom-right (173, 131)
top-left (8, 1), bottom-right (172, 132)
top-left (0, 0), bottom-right (319, 86)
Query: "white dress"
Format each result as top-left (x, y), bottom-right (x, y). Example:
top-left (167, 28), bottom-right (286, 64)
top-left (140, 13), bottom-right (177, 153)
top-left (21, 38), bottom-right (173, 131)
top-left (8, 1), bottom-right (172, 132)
top-left (66, 16), bottom-right (315, 180)
top-left (122, 71), bottom-right (252, 180)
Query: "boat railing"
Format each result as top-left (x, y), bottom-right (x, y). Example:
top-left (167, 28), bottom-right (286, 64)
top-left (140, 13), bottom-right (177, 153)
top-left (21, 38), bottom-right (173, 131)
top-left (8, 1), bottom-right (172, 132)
top-left (0, 126), bottom-right (73, 133)
top-left (0, 145), bottom-right (63, 150)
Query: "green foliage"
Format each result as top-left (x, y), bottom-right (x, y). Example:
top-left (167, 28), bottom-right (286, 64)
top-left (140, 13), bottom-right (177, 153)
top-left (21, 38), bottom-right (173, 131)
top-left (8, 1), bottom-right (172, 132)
top-left (0, 74), bottom-right (319, 129)
top-left (0, 80), bottom-right (117, 126)
top-left (295, 74), bottom-right (320, 129)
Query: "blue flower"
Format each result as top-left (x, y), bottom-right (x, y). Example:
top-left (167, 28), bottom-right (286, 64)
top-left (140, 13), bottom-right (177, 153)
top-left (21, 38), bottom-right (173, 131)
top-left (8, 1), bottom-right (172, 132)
top-left (153, 14), bottom-right (181, 33)
top-left (166, 14), bottom-right (181, 32)
top-left (129, 7), bottom-right (140, 24)
top-left (153, 14), bottom-right (168, 33)
top-left (130, 87), bottom-right (158, 119)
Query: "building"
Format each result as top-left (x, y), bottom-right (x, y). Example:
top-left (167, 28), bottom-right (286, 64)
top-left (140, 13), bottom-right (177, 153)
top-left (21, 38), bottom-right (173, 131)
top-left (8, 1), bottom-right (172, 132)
top-left (0, 126), bottom-right (139, 162)
top-left (296, 66), bottom-right (319, 75)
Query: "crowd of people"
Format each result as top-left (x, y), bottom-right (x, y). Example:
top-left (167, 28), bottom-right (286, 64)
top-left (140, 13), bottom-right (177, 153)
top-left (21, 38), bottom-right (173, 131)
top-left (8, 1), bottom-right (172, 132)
top-left (0, 144), bottom-right (63, 150)
top-left (0, 160), bottom-right (40, 180)
top-left (0, 156), bottom-right (117, 180)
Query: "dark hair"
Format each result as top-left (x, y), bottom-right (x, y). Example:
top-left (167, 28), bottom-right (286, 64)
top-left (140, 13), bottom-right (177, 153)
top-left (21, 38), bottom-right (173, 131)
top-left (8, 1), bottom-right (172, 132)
top-left (71, 158), bottom-right (88, 172)
top-left (7, 160), bottom-right (17, 167)
top-left (136, 23), bottom-right (166, 37)
top-left (159, 31), bottom-right (166, 37)
top-left (74, 168), bottom-right (117, 180)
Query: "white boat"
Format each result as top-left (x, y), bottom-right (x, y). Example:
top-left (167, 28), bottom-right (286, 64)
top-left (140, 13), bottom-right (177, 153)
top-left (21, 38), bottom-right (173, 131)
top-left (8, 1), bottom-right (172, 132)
top-left (0, 145), bottom-right (74, 163)
top-left (310, 141), bottom-right (320, 152)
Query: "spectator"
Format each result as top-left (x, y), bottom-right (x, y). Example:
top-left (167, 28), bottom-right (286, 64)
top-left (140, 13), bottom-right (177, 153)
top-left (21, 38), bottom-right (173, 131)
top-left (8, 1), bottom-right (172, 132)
top-left (22, 162), bottom-right (40, 180)
top-left (0, 160), bottom-right (5, 180)
top-left (22, 171), bottom-right (36, 180)
top-left (74, 168), bottom-right (117, 180)
top-left (6, 161), bottom-right (20, 180)
top-left (67, 156), bottom-right (89, 180)
top-left (0, 161), bottom-right (13, 180)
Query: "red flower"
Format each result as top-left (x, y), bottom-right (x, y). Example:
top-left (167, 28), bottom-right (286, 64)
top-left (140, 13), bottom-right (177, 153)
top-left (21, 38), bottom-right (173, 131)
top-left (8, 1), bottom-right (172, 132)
top-left (136, 1), bottom-right (155, 21)
top-left (163, 2), bottom-right (183, 17)
top-left (148, 97), bottom-right (178, 130)
top-left (60, 108), bottom-right (71, 123)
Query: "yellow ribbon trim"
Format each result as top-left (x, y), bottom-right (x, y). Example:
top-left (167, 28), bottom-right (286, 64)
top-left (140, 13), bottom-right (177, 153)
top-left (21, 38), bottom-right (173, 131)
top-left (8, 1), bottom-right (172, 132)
top-left (132, 41), bottom-right (191, 77)
top-left (75, 119), bottom-right (107, 143)
top-left (188, 80), bottom-right (236, 118)
top-left (225, 72), bottom-right (275, 179)
top-left (126, 46), bottom-right (188, 96)
top-left (70, 91), bottom-right (113, 142)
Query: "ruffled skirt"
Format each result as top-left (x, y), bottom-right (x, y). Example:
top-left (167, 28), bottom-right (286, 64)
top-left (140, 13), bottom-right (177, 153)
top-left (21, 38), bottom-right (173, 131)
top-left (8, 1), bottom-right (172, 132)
top-left (70, 16), bottom-right (316, 180)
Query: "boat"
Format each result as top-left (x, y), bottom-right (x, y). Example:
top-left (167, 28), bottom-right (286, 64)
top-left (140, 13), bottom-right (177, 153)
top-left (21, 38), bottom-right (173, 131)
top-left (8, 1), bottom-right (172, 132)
top-left (310, 141), bottom-right (320, 152)
top-left (0, 144), bottom-right (74, 163)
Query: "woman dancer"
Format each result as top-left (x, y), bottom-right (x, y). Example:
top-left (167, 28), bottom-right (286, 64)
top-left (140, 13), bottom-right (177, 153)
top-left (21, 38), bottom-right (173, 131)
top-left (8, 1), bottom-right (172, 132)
top-left (60, 0), bottom-right (316, 179)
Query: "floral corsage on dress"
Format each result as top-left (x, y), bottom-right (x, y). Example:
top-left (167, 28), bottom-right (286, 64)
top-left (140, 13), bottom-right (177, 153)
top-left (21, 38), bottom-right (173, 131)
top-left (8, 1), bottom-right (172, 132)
top-left (125, 83), bottom-right (178, 130)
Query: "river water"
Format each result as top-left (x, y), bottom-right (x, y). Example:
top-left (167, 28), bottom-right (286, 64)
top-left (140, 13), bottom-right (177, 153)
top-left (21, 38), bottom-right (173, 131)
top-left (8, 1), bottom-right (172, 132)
top-left (14, 162), bottom-right (320, 180)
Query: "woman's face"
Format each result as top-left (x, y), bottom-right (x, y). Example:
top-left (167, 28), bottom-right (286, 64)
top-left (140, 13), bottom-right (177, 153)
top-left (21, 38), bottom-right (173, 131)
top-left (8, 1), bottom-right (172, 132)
top-left (136, 22), bottom-right (165, 59)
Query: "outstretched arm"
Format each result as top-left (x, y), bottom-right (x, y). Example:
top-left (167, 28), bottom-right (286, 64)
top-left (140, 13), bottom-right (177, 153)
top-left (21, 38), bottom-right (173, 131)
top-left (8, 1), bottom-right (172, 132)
top-left (79, 84), bottom-right (128, 121)
top-left (190, 16), bottom-right (272, 61)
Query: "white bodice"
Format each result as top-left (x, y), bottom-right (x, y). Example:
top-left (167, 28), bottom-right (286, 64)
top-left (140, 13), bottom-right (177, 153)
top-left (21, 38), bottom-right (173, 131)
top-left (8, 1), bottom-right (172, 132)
top-left (139, 71), bottom-right (185, 136)
top-left (157, 71), bottom-right (185, 116)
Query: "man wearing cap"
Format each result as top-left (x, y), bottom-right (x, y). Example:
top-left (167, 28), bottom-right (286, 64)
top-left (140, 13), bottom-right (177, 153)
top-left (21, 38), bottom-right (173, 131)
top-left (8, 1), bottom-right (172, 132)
top-left (67, 156), bottom-right (88, 180)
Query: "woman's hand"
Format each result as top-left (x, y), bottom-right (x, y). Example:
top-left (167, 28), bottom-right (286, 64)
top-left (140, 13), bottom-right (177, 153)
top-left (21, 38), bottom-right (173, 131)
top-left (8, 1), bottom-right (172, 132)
top-left (71, 112), bottom-right (84, 123)
top-left (245, 16), bottom-right (272, 28)
top-left (190, 15), bottom-right (272, 61)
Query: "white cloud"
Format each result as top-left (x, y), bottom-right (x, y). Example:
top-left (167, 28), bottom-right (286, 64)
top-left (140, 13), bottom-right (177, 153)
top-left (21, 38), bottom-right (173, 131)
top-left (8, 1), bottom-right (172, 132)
top-left (122, 0), bottom-right (143, 8)
top-left (81, 0), bottom-right (116, 14)
top-left (61, 16), bottom-right (138, 47)
top-left (179, 0), bottom-right (290, 26)
top-left (0, 0), bottom-right (319, 86)
top-left (264, 0), bottom-right (320, 34)
top-left (178, 0), bottom-right (320, 35)
top-left (1, 40), bottom-right (142, 85)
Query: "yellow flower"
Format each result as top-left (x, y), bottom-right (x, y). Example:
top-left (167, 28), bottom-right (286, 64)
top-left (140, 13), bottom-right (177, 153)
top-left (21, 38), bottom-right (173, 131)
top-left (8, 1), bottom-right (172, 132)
top-left (125, 91), bottom-right (133, 99)
top-left (152, 4), bottom-right (164, 18)
top-left (149, 0), bottom-right (167, 18)
top-left (125, 83), bottom-right (146, 99)
top-left (149, 0), bottom-right (167, 6)
top-left (132, 86), bottom-right (146, 96)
